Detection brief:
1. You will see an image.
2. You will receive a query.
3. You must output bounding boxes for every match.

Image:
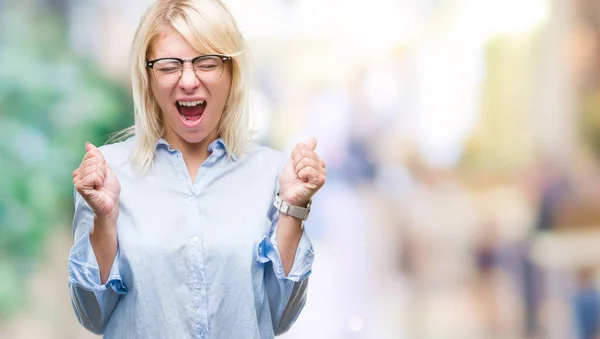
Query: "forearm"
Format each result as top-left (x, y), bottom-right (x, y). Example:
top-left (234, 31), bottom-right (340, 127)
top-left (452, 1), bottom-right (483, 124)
top-left (261, 213), bottom-right (312, 334)
top-left (90, 214), bottom-right (118, 285)
top-left (275, 213), bottom-right (303, 276)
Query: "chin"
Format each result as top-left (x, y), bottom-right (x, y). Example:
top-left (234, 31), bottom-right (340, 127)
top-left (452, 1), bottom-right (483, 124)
top-left (182, 132), bottom-right (210, 144)
top-left (163, 106), bottom-right (220, 146)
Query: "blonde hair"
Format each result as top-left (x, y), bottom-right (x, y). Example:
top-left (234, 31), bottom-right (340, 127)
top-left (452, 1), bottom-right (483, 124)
top-left (115, 0), bottom-right (250, 173)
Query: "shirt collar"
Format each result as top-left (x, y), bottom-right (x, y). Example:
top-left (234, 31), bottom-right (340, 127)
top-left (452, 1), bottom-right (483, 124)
top-left (156, 137), bottom-right (237, 161)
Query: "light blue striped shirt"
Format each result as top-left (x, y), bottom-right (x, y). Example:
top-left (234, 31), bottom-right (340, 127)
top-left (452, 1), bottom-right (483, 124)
top-left (68, 137), bottom-right (314, 339)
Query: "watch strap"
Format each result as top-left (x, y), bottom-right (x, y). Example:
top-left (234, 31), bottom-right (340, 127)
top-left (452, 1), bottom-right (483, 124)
top-left (273, 191), bottom-right (311, 220)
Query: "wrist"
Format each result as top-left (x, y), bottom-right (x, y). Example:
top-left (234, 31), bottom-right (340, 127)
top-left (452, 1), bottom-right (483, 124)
top-left (91, 219), bottom-right (117, 241)
top-left (94, 208), bottom-right (119, 224)
top-left (282, 198), bottom-right (310, 208)
top-left (274, 191), bottom-right (312, 221)
top-left (278, 191), bottom-right (310, 207)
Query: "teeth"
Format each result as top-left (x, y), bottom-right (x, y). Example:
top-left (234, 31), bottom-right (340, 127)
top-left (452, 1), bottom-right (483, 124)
top-left (177, 100), bottom-right (205, 107)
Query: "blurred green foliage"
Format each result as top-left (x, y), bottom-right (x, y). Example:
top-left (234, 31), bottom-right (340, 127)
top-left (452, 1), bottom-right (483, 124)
top-left (0, 4), bottom-right (132, 318)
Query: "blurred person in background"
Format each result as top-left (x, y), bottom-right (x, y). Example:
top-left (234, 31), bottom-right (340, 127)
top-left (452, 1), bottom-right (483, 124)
top-left (67, 0), bottom-right (326, 338)
top-left (524, 158), bottom-right (571, 338)
top-left (572, 267), bottom-right (600, 339)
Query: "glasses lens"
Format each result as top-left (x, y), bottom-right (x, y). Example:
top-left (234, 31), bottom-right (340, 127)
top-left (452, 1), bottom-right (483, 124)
top-left (152, 59), bottom-right (182, 85)
top-left (194, 56), bottom-right (225, 83)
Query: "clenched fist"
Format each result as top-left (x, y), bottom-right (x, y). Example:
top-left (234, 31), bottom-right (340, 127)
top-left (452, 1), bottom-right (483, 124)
top-left (72, 142), bottom-right (121, 219)
top-left (279, 137), bottom-right (326, 207)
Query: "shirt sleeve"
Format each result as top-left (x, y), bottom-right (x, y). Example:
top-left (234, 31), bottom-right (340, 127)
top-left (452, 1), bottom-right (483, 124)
top-left (256, 193), bottom-right (315, 335)
top-left (68, 189), bottom-right (127, 334)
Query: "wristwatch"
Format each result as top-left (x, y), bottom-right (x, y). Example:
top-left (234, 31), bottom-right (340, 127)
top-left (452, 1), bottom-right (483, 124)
top-left (273, 191), bottom-right (311, 220)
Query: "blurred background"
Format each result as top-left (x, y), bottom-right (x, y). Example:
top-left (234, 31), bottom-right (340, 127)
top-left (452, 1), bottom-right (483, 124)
top-left (2, 0), bottom-right (600, 338)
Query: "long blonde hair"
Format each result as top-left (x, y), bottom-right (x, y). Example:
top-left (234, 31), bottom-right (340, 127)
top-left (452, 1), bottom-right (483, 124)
top-left (116, 0), bottom-right (250, 173)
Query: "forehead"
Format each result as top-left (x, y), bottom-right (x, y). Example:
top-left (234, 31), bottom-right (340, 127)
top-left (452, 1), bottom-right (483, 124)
top-left (149, 25), bottom-right (201, 59)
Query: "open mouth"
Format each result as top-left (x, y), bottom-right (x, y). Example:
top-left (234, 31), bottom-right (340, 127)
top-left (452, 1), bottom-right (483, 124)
top-left (176, 100), bottom-right (207, 124)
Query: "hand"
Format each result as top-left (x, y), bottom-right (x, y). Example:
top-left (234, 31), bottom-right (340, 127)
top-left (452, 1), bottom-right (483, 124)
top-left (72, 142), bottom-right (121, 219)
top-left (279, 137), bottom-right (326, 207)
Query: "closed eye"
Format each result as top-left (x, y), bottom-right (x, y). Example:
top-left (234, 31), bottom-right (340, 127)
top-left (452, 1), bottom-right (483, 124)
top-left (157, 67), bottom-right (181, 73)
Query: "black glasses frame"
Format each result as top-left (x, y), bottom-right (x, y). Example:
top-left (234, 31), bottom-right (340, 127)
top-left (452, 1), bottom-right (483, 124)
top-left (146, 55), bottom-right (231, 69)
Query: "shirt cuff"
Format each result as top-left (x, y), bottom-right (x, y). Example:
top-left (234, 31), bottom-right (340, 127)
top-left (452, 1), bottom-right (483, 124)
top-left (257, 227), bottom-right (314, 282)
top-left (68, 222), bottom-right (127, 295)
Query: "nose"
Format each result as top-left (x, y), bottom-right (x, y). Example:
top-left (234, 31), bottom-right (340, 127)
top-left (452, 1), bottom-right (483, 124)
top-left (178, 67), bottom-right (201, 92)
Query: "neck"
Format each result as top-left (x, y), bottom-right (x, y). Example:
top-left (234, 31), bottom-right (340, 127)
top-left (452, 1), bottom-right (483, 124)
top-left (164, 130), bottom-right (218, 182)
top-left (179, 140), bottom-right (212, 162)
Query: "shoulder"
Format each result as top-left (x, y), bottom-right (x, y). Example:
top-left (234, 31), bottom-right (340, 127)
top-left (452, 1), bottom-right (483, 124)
top-left (97, 137), bottom-right (136, 169)
top-left (238, 142), bottom-right (286, 169)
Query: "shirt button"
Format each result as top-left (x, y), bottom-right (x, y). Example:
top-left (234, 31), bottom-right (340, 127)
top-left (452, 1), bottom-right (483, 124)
top-left (191, 236), bottom-right (199, 244)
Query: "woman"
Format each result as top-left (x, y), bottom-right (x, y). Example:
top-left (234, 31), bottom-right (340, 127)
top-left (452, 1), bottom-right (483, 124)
top-left (68, 0), bottom-right (326, 338)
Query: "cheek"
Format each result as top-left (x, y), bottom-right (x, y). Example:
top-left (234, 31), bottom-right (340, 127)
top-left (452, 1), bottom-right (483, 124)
top-left (150, 82), bottom-right (173, 111)
top-left (211, 82), bottom-right (232, 106)
top-left (215, 69), bottom-right (233, 104)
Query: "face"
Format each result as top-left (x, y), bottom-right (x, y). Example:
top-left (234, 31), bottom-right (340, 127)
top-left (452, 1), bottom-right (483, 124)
top-left (149, 25), bottom-right (231, 149)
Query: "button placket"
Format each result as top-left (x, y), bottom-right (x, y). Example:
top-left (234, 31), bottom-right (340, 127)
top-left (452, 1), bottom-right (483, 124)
top-left (186, 189), bottom-right (207, 339)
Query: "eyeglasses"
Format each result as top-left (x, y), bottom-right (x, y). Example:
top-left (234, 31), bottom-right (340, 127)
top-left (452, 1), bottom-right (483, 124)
top-left (146, 55), bottom-right (231, 85)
